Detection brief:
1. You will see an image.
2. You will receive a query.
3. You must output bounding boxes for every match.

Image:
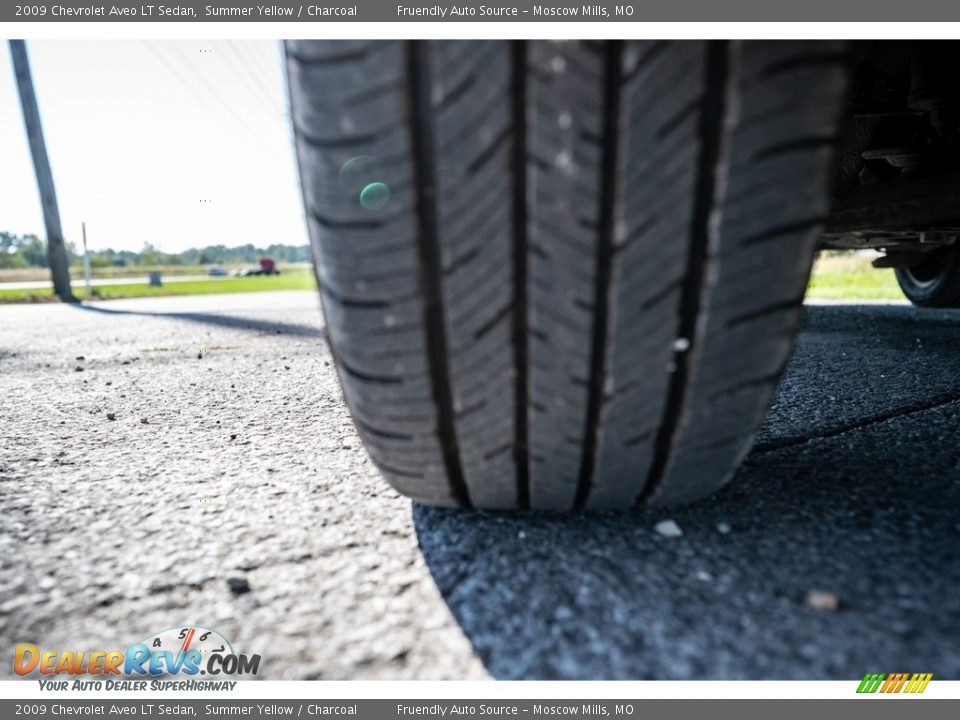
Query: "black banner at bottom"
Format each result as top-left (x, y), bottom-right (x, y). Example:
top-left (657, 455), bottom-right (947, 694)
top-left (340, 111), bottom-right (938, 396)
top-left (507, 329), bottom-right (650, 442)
top-left (1, 700), bottom-right (958, 720)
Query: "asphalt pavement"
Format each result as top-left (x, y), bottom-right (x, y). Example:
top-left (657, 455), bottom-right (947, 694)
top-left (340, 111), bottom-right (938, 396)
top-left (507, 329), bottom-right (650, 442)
top-left (1, 291), bottom-right (958, 680)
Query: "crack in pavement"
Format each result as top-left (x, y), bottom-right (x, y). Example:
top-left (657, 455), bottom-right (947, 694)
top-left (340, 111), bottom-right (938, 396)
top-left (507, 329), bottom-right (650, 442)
top-left (753, 388), bottom-right (960, 455)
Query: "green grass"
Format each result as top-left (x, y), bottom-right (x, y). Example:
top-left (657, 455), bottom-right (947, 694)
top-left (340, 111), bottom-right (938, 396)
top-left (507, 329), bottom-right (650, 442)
top-left (0, 253), bottom-right (903, 304)
top-left (0, 262), bottom-right (312, 283)
top-left (0, 270), bottom-right (316, 303)
top-left (806, 252), bottom-right (904, 301)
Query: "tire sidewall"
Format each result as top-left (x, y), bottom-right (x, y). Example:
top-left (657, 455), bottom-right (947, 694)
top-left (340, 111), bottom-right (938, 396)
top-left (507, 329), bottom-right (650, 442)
top-left (895, 246), bottom-right (960, 307)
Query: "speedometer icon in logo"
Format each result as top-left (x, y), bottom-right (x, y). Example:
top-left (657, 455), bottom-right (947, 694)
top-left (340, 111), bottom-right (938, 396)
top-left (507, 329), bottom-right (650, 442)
top-left (140, 626), bottom-right (233, 676)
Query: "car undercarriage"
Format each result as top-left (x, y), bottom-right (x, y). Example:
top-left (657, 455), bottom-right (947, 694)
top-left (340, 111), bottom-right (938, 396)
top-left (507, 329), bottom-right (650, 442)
top-left (824, 41), bottom-right (960, 306)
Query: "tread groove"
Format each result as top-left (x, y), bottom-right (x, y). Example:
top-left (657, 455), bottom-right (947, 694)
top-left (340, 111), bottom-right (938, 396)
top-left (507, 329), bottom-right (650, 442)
top-left (726, 294), bottom-right (804, 328)
top-left (474, 303), bottom-right (512, 341)
top-left (455, 399), bottom-right (487, 420)
top-left (288, 47), bottom-right (370, 66)
top-left (371, 460), bottom-right (423, 480)
top-left (573, 41), bottom-right (623, 510)
top-left (638, 40), bottom-right (731, 507)
top-left (355, 418), bottom-right (415, 441)
top-left (436, 72), bottom-right (477, 110)
top-left (443, 243), bottom-right (483, 275)
top-left (760, 52), bottom-right (851, 79)
top-left (511, 41), bottom-right (531, 510)
top-left (623, 430), bottom-right (654, 448)
top-left (657, 95), bottom-right (702, 140)
top-left (310, 209), bottom-right (394, 231)
top-left (484, 442), bottom-right (514, 461)
top-left (346, 80), bottom-right (405, 107)
top-left (338, 358), bottom-right (404, 385)
top-left (613, 215), bottom-right (660, 254)
top-left (467, 126), bottom-right (512, 174)
top-left (640, 278), bottom-right (683, 311)
top-left (707, 371), bottom-right (783, 401)
top-left (319, 284), bottom-right (393, 309)
top-left (297, 130), bottom-right (379, 149)
top-left (621, 41), bottom-right (668, 83)
top-left (408, 41), bottom-right (472, 508)
top-left (752, 135), bottom-right (837, 162)
top-left (738, 216), bottom-right (826, 247)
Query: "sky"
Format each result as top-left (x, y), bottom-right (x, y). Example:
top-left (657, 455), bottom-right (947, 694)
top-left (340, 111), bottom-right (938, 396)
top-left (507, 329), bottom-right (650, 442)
top-left (0, 40), bottom-right (308, 254)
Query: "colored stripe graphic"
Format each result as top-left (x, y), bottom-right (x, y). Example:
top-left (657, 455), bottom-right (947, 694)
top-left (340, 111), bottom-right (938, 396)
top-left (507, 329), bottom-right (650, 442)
top-left (857, 672), bottom-right (932, 694)
top-left (857, 673), bottom-right (885, 693)
top-left (882, 673), bottom-right (903, 693)
top-left (907, 673), bottom-right (933, 693)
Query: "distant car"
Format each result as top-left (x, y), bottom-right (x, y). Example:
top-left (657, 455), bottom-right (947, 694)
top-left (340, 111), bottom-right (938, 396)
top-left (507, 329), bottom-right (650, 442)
top-left (207, 265), bottom-right (227, 277)
top-left (258, 258), bottom-right (279, 275)
top-left (233, 258), bottom-right (280, 277)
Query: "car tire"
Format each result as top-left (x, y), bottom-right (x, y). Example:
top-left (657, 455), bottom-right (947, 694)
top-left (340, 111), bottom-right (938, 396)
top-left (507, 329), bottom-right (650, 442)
top-left (894, 246), bottom-right (960, 307)
top-left (285, 40), bottom-right (849, 510)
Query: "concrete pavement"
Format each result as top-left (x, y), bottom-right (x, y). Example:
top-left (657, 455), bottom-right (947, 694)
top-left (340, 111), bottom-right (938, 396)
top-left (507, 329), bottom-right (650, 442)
top-left (1, 291), bottom-right (957, 679)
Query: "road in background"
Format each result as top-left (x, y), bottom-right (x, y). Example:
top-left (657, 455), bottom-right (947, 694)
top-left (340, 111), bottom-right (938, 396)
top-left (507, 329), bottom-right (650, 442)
top-left (1, 291), bottom-right (957, 679)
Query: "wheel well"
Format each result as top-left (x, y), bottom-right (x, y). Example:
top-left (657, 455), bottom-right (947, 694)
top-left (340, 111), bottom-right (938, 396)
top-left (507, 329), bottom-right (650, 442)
top-left (823, 41), bottom-right (960, 259)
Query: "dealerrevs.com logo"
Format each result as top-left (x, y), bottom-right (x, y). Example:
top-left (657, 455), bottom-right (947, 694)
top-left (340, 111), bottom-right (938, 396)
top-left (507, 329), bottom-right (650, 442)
top-left (14, 626), bottom-right (261, 690)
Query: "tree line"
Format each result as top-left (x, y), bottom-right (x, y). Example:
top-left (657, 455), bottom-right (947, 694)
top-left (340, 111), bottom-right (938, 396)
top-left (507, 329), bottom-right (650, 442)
top-left (0, 231), bottom-right (311, 269)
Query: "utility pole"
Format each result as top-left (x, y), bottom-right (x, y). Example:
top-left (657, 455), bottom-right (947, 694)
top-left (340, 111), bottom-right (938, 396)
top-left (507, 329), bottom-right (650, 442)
top-left (82, 221), bottom-right (91, 294)
top-left (9, 40), bottom-right (75, 302)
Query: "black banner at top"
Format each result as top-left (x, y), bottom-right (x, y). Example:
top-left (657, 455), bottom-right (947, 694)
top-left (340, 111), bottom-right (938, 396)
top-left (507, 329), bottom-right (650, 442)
top-left (3, 0), bottom-right (960, 22)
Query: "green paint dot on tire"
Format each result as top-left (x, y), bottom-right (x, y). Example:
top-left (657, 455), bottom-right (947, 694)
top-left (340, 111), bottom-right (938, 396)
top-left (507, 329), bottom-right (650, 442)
top-left (359, 182), bottom-right (390, 211)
